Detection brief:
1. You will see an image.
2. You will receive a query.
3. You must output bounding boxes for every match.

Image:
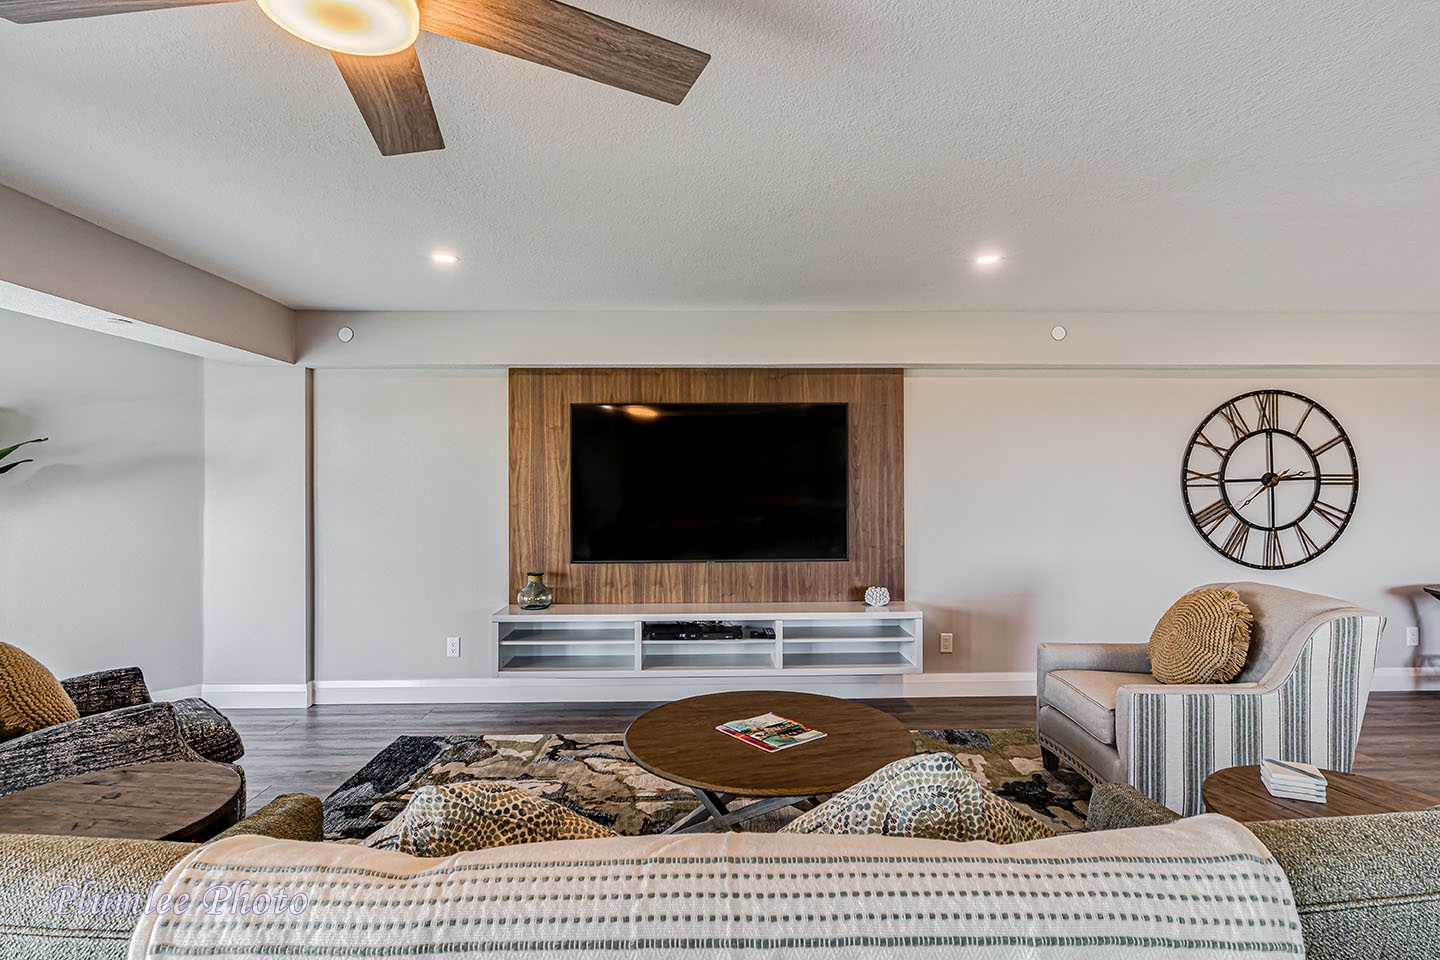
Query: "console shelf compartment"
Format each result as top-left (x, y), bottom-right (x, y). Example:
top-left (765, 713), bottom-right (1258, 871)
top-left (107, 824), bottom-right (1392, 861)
top-left (491, 602), bottom-right (922, 678)
top-left (499, 653), bottom-right (635, 672)
top-left (781, 650), bottom-right (917, 671)
top-left (500, 632), bottom-right (634, 646)
top-left (780, 623), bottom-right (916, 643)
top-left (640, 653), bottom-right (778, 672)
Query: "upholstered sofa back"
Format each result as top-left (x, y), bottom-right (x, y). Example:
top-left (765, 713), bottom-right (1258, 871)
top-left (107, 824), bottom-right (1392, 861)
top-left (125, 819), bottom-right (1303, 959)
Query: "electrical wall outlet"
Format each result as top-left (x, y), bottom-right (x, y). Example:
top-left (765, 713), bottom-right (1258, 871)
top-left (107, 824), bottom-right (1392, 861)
top-left (1406, 627), bottom-right (1420, 647)
top-left (446, 636), bottom-right (461, 657)
top-left (939, 632), bottom-right (954, 654)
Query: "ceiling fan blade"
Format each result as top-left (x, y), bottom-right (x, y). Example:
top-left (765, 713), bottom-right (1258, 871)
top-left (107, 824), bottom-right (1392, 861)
top-left (420, 0), bottom-right (709, 105)
top-left (333, 47), bottom-right (446, 157)
top-left (0, 0), bottom-right (238, 23)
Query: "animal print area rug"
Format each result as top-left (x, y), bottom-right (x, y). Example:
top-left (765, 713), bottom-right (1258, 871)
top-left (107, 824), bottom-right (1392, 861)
top-left (321, 728), bottom-right (1091, 841)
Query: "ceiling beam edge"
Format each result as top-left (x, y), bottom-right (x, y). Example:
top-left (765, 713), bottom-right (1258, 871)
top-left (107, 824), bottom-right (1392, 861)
top-left (0, 184), bottom-right (295, 363)
top-left (293, 310), bottom-right (1440, 370)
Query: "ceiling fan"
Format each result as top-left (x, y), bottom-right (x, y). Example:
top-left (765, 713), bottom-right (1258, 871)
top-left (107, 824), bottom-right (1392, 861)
top-left (0, 0), bottom-right (710, 156)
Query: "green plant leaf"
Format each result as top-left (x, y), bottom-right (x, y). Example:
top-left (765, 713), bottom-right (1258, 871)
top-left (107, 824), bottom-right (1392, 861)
top-left (0, 459), bottom-right (34, 475)
top-left (0, 437), bottom-right (47, 462)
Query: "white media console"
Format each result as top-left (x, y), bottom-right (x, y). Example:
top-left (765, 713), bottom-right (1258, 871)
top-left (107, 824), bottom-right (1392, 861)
top-left (489, 602), bottom-right (923, 677)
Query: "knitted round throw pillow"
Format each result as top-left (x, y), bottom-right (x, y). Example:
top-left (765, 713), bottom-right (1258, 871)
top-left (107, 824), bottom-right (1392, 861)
top-left (0, 642), bottom-right (79, 740)
top-left (1148, 589), bottom-right (1254, 684)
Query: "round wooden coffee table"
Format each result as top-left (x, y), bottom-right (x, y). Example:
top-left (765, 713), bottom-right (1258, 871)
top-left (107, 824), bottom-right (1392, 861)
top-left (1202, 765), bottom-right (1440, 822)
top-left (0, 761), bottom-right (243, 841)
top-left (624, 690), bottom-right (914, 833)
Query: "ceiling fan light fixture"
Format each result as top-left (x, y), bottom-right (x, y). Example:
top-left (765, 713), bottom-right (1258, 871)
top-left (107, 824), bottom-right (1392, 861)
top-left (256, 0), bottom-right (419, 56)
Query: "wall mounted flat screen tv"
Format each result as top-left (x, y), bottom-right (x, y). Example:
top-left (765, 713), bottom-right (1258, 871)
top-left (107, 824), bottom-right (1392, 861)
top-left (570, 402), bottom-right (849, 563)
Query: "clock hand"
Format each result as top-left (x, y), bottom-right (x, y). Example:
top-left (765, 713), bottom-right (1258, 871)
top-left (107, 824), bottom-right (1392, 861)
top-left (1234, 469), bottom-right (1307, 510)
top-left (1234, 483), bottom-right (1269, 511)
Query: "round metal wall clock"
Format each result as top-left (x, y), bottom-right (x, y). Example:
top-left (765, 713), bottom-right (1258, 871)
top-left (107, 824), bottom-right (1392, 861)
top-left (1181, 389), bottom-right (1358, 569)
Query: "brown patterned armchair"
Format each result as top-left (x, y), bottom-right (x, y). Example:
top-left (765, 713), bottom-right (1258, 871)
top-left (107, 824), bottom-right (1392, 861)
top-left (0, 666), bottom-right (245, 804)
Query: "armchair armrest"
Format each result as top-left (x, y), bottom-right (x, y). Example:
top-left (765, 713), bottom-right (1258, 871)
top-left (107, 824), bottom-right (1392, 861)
top-left (210, 793), bottom-right (323, 843)
top-left (59, 666), bottom-right (151, 716)
top-left (1036, 642), bottom-right (1151, 701)
top-left (0, 701), bottom-right (204, 797)
top-left (1086, 782), bottom-right (1181, 831)
top-left (1113, 680), bottom-right (1268, 787)
top-left (1248, 810), bottom-right (1440, 957)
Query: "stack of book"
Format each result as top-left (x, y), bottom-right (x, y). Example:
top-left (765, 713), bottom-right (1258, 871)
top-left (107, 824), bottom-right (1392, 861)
top-left (1260, 759), bottom-right (1327, 802)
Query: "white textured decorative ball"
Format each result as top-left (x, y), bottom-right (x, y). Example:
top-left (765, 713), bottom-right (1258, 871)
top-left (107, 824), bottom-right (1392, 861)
top-left (864, 586), bottom-right (890, 607)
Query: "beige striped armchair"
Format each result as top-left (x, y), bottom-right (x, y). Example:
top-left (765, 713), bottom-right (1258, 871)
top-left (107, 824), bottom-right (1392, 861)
top-left (1036, 581), bottom-right (1385, 815)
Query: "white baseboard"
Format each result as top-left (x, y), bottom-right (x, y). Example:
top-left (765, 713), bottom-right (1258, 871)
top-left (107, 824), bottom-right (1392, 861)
top-left (195, 670), bottom-right (1434, 708)
top-left (150, 684), bottom-right (203, 702)
top-left (1370, 666), bottom-right (1440, 692)
top-left (308, 672), bottom-right (1037, 705)
top-left (201, 683), bottom-right (314, 709)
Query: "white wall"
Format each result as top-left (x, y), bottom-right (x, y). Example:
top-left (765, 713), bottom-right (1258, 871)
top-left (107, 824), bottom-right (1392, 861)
top-left (0, 308), bottom-right (204, 693)
top-left (12, 307), bottom-right (1428, 700)
top-left (201, 362), bottom-right (311, 704)
top-left (294, 309), bottom-right (1440, 696)
top-left (907, 373), bottom-right (1440, 673)
top-left (312, 369), bottom-right (509, 683)
top-left (303, 362), bottom-right (1439, 693)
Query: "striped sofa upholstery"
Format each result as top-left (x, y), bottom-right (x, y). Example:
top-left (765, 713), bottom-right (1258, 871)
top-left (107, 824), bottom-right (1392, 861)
top-left (127, 819), bottom-right (1306, 958)
top-left (1038, 582), bottom-right (1384, 816)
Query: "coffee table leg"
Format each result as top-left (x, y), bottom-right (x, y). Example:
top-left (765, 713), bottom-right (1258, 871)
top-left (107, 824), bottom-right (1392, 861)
top-left (665, 790), bottom-right (815, 834)
top-left (664, 803), bottom-right (715, 834)
top-left (695, 790), bottom-right (743, 833)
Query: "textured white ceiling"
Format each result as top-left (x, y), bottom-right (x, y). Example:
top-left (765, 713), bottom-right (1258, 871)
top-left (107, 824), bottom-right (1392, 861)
top-left (1, 0), bottom-right (1437, 312)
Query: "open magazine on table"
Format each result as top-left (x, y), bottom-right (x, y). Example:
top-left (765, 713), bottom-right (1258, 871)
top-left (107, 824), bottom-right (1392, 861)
top-left (716, 712), bottom-right (827, 752)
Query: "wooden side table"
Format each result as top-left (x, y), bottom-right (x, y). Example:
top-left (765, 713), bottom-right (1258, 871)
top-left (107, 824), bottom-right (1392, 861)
top-left (1202, 765), bottom-right (1440, 822)
top-left (0, 761), bottom-right (242, 841)
top-left (625, 690), bottom-right (914, 833)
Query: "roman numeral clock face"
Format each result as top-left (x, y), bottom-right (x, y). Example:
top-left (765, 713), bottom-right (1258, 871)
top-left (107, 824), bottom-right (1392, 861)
top-left (1182, 390), bottom-right (1358, 569)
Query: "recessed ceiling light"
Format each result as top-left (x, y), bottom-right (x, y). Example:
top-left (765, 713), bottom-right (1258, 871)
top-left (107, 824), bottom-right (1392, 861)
top-left (430, 252), bottom-right (460, 265)
top-left (106, 316), bottom-right (134, 324)
top-left (974, 254), bottom-right (1003, 265)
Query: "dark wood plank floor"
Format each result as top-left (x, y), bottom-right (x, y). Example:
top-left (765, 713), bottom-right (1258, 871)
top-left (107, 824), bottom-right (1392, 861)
top-left (230, 692), bottom-right (1440, 809)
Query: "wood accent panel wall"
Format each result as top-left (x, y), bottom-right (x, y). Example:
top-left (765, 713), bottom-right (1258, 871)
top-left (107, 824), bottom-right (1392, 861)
top-left (509, 368), bottom-right (904, 604)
